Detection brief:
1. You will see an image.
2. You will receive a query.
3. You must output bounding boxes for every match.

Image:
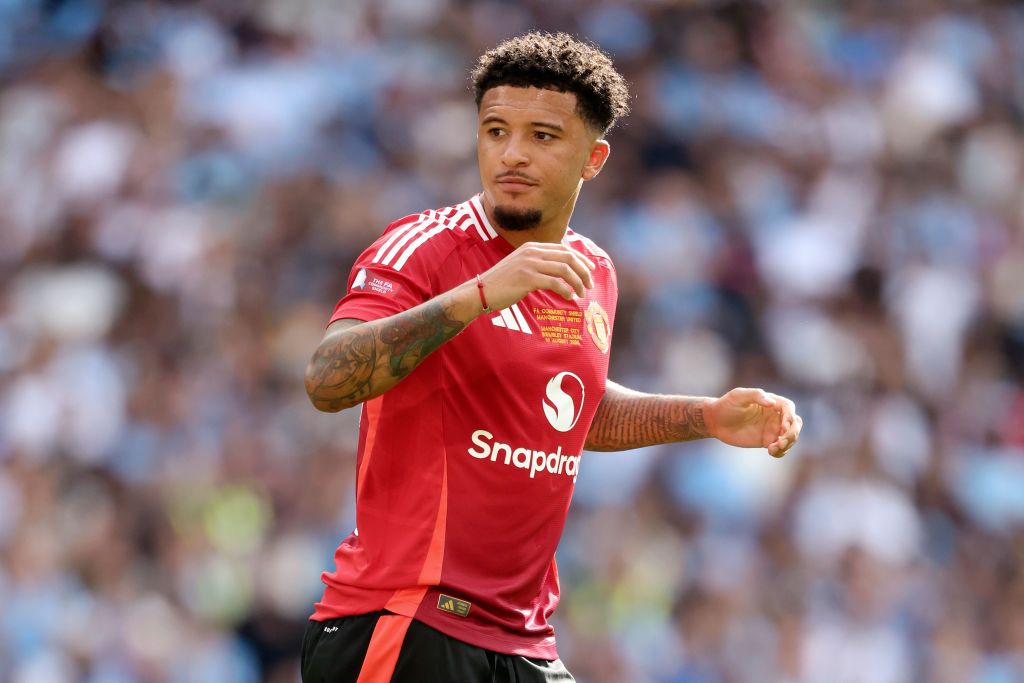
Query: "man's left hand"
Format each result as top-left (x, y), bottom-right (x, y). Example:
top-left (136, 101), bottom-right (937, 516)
top-left (705, 388), bottom-right (802, 458)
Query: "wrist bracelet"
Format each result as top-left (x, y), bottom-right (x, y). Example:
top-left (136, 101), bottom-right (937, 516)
top-left (475, 274), bottom-right (491, 312)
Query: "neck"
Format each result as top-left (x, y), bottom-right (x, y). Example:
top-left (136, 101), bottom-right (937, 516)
top-left (481, 190), bottom-right (580, 248)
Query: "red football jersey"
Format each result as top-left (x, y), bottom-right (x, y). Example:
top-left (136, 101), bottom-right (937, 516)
top-left (312, 195), bottom-right (617, 659)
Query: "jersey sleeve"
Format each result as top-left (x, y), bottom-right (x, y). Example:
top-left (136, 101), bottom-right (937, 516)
top-left (329, 216), bottom-right (450, 325)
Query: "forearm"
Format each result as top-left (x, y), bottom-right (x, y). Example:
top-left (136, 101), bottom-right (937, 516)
top-left (305, 280), bottom-right (481, 412)
top-left (584, 380), bottom-right (713, 451)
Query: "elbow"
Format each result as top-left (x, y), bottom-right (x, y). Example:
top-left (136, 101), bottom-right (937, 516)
top-left (305, 388), bottom-right (348, 414)
top-left (307, 393), bottom-right (346, 414)
top-left (304, 324), bottom-right (371, 413)
top-left (304, 362), bottom-right (349, 413)
top-left (312, 400), bottom-right (346, 414)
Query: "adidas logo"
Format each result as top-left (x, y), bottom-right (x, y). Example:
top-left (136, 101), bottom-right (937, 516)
top-left (436, 593), bottom-right (471, 617)
top-left (490, 303), bottom-right (532, 334)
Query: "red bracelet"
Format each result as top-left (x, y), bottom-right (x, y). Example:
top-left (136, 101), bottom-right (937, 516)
top-left (475, 274), bottom-right (490, 312)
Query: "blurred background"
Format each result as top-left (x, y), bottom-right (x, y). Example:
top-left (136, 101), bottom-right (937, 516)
top-left (2, 0), bottom-right (1024, 681)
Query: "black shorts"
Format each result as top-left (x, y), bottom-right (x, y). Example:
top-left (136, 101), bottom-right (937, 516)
top-left (301, 611), bottom-right (575, 683)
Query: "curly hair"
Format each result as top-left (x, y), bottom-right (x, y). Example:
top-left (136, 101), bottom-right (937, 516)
top-left (471, 32), bottom-right (630, 135)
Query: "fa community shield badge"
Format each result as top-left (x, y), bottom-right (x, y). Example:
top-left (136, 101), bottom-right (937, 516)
top-left (584, 301), bottom-right (610, 353)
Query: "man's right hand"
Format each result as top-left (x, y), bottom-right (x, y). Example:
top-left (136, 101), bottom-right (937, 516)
top-left (474, 242), bottom-right (596, 312)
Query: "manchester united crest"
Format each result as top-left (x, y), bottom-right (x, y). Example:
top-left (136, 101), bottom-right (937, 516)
top-left (584, 301), bottom-right (610, 353)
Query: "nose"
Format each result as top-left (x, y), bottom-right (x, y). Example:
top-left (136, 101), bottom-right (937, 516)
top-left (500, 132), bottom-right (529, 168)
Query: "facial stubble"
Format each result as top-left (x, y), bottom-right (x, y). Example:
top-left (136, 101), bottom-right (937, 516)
top-left (492, 205), bottom-right (543, 231)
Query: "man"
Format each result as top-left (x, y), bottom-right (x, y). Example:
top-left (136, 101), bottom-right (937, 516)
top-left (302, 32), bottom-right (801, 683)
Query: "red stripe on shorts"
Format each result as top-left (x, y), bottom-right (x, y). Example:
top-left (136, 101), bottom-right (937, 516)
top-left (355, 614), bottom-right (413, 683)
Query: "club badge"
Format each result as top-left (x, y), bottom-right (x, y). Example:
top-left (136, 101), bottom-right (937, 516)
top-left (584, 301), bottom-right (610, 353)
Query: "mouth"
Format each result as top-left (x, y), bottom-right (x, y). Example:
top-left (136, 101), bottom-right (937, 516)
top-left (496, 176), bottom-right (538, 193)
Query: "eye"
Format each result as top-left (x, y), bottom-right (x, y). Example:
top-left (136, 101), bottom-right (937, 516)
top-left (535, 131), bottom-right (556, 141)
top-left (487, 127), bottom-right (506, 138)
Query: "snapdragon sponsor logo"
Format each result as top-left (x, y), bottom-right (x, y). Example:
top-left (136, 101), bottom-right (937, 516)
top-left (467, 429), bottom-right (581, 482)
top-left (543, 371), bottom-right (584, 432)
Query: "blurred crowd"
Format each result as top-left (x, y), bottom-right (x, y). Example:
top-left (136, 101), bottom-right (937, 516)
top-left (2, 0), bottom-right (1024, 681)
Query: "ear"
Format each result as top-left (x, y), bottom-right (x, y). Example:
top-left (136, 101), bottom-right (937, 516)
top-left (581, 140), bottom-right (610, 181)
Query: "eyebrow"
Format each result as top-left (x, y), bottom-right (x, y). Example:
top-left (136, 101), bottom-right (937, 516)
top-left (480, 114), bottom-right (565, 133)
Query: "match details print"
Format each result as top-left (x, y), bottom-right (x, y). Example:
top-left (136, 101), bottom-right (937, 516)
top-left (533, 307), bottom-right (584, 346)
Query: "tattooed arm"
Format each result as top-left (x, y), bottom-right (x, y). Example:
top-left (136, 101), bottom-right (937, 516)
top-left (305, 241), bottom-right (599, 413)
top-left (585, 381), bottom-right (711, 451)
top-left (585, 381), bottom-right (803, 458)
top-left (304, 283), bottom-right (479, 412)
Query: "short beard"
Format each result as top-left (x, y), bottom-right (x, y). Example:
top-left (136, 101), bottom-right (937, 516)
top-left (493, 205), bottom-right (542, 232)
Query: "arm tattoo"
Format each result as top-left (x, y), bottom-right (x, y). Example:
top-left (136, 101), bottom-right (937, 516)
top-left (584, 382), bottom-right (711, 452)
top-left (305, 327), bottom-right (378, 411)
top-left (305, 296), bottom-right (465, 412)
top-left (379, 302), bottom-right (464, 378)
